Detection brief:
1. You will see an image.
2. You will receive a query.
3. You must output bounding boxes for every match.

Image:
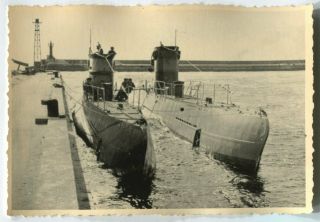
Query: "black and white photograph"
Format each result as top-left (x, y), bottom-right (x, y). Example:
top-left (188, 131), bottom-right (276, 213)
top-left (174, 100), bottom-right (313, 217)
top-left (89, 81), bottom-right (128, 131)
top-left (7, 5), bottom-right (313, 215)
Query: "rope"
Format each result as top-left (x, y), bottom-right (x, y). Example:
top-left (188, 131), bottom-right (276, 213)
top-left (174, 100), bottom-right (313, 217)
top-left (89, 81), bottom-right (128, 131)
top-left (104, 56), bottom-right (115, 73)
top-left (62, 83), bottom-right (121, 138)
top-left (63, 81), bottom-right (81, 94)
top-left (61, 80), bottom-right (92, 114)
top-left (186, 60), bottom-right (202, 72)
top-left (91, 120), bottom-right (121, 135)
top-left (62, 77), bottom-right (120, 136)
top-left (73, 104), bottom-right (83, 114)
top-left (63, 88), bottom-right (83, 107)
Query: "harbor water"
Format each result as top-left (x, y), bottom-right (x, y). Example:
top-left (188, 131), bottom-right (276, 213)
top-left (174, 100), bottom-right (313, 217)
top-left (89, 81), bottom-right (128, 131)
top-left (62, 71), bottom-right (305, 208)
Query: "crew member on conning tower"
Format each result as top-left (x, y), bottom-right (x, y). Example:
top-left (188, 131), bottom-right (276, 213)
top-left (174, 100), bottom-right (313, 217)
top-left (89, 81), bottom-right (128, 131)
top-left (97, 42), bottom-right (104, 54)
top-left (106, 46), bottom-right (117, 66)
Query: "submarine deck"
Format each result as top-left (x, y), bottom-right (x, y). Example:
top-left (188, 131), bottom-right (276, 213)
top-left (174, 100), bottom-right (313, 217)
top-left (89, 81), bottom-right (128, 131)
top-left (88, 99), bottom-right (144, 124)
top-left (147, 93), bottom-right (266, 118)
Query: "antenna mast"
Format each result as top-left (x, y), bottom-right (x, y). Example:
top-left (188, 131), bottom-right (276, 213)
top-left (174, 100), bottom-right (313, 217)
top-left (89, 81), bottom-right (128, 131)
top-left (175, 29), bottom-right (177, 47)
top-left (89, 27), bottom-right (92, 53)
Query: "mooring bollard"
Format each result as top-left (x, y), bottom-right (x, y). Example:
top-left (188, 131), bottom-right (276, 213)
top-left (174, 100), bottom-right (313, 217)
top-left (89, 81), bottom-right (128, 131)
top-left (46, 99), bottom-right (59, 117)
top-left (41, 99), bottom-right (48, 105)
top-left (53, 71), bottom-right (59, 78)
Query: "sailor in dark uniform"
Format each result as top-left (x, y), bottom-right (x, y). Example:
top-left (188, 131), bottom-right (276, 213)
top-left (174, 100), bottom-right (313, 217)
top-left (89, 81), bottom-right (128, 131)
top-left (107, 46), bottom-right (116, 57)
top-left (115, 79), bottom-right (129, 101)
top-left (127, 78), bottom-right (135, 93)
top-left (106, 46), bottom-right (116, 66)
top-left (115, 78), bottom-right (137, 101)
top-left (149, 47), bottom-right (158, 72)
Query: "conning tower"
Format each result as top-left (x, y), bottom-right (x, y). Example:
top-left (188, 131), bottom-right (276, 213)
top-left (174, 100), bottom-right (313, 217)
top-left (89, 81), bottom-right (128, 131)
top-left (89, 45), bottom-right (116, 84)
top-left (151, 44), bottom-right (182, 97)
top-left (88, 44), bottom-right (116, 100)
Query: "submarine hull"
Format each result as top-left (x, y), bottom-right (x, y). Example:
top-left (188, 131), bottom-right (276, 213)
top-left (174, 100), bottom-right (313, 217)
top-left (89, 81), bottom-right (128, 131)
top-left (142, 94), bottom-right (269, 173)
top-left (83, 98), bottom-right (151, 172)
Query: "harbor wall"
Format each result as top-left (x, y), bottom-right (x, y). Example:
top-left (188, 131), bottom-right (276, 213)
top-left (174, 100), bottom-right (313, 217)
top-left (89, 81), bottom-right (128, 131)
top-left (13, 59), bottom-right (304, 73)
top-left (114, 60), bottom-right (305, 72)
top-left (41, 59), bottom-right (89, 71)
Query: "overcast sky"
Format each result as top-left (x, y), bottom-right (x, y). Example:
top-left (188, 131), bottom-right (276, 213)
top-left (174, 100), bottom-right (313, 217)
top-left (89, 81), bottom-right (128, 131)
top-left (8, 5), bottom-right (306, 66)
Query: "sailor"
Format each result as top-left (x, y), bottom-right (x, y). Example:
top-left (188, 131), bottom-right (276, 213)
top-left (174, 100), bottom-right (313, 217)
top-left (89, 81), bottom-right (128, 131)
top-left (106, 46), bottom-right (116, 66)
top-left (127, 78), bottom-right (135, 93)
top-left (149, 47), bottom-right (158, 72)
top-left (115, 88), bottom-right (128, 102)
top-left (115, 79), bottom-right (129, 101)
top-left (97, 42), bottom-right (104, 54)
top-left (107, 46), bottom-right (116, 57)
top-left (122, 78), bottom-right (130, 93)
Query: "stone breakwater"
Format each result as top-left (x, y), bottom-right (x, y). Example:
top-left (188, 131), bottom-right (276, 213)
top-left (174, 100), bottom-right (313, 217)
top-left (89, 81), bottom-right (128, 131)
top-left (114, 60), bottom-right (305, 72)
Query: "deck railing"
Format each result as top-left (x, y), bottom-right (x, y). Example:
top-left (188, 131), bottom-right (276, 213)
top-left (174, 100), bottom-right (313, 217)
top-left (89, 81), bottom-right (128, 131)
top-left (151, 80), bottom-right (232, 106)
top-left (83, 79), bottom-right (233, 112)
top-left (83, 83), bottom-right (107, 110)
top-left (149, 80), bottom-right (232, 105)
top-left (83, 82), bottom-right (146, 111)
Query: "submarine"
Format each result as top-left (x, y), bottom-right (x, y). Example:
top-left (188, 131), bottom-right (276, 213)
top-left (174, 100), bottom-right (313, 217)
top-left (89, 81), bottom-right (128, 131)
top-left (141, 44), bottom-right (269, 173)
top-left (82, 43), bottom-right (155, 176)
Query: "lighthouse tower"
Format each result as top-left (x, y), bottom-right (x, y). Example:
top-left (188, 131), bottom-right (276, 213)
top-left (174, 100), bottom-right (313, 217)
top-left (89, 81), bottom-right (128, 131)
top-left (47, 41), bottom-right (55, 60)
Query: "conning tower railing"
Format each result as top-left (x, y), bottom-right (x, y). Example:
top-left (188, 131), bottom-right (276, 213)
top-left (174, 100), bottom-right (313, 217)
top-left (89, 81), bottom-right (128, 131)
top-left (152, 80), bottom-right (233, 106)
top-left (83, 82), bottom-right (146, 111)
top-left (152, 81), bottom-right (184, 98)
top-left (83, 83), bottom-right (108, 110)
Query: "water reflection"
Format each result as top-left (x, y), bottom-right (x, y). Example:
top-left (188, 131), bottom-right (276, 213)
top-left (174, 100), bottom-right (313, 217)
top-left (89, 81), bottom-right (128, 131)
top-left (112, 170), bottom-right (154, 209)
top-left (215, 160), bottom-right (268, 207)
top-left (230, 174), bottom-right (265, 194)
top-left (229, 172), bottom-right (268, 207)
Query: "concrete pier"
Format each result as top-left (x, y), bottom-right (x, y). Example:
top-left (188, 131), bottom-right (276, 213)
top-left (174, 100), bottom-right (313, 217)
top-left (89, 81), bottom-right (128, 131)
top-left (9, 73), bottom-right (88, 212)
